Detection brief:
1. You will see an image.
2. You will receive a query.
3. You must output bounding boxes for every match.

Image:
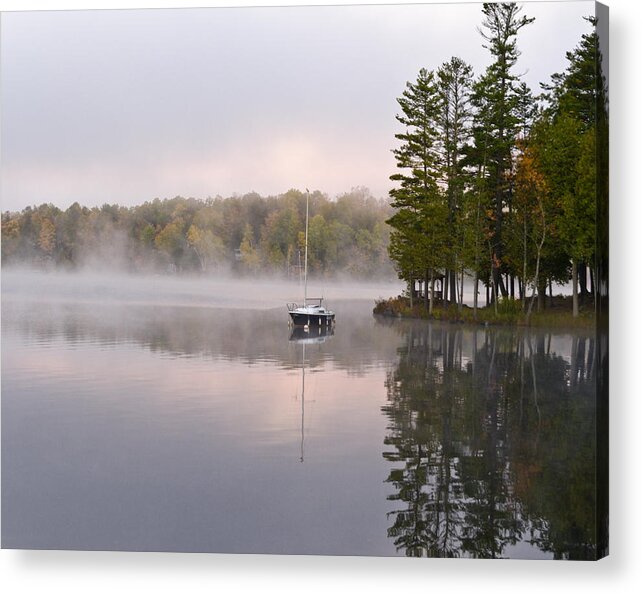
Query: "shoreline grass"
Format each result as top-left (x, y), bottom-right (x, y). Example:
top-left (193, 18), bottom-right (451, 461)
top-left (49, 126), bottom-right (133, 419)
top-left (373, 295), bottom-right (596, 330)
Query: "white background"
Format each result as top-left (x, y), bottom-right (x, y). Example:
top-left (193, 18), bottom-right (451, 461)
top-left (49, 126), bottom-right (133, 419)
top-left (1, 1), bottom-right (640, 592)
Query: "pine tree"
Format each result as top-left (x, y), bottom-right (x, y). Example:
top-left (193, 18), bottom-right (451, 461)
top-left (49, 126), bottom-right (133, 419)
top-left (540, 16), bottom-right (603, 315)
top-left (388, 68), bottom-right (447, 308)
top-left (542, 17), bottom-right (601, 131)
top-left (475, 2), bottom-right (535, 300)
top-left (436, 56), bottom-right (474, 305)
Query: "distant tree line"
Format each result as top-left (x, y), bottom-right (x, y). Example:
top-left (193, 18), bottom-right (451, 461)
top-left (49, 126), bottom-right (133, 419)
top-left (387, 3), bottom-right (607, 318)
top-left (1, 187), bottom-right (394, 278)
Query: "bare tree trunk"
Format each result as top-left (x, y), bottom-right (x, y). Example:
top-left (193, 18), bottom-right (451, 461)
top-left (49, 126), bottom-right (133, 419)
top-left (522, 217), bottom-right (528, 311)
top-left (572, 259), bottom-right (579, 317)
top-left (537, 278), bottom-right (546, 313)
top-left (442, 271), bottom-right (448, 303)
top-left (429, 271), bottom-right (435, 316)
top-left (424, 270), bottom-right (430, 312)
top-left (490, 243), bottom-right (498, 315)
top-left (473, 271), bottom-right (479, 320)
top-left (450, 269), bottom-right (457, 306)
top-left (579, 261), bottom-right (588, 305)
top-left (409, 278), bottom-right (414, 309)
top-left (526, 196), bottom-right (546, 322)
top-left (526, 240), bottom-right (542, 319)
top-left (493, 283), bottom-right (498, 315)
top-left (492, 264), bottom-right (507, 299)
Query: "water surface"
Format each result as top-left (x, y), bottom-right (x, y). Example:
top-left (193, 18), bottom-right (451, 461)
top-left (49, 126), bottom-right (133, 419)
top-left (1, 271), bottom-right (600, 558)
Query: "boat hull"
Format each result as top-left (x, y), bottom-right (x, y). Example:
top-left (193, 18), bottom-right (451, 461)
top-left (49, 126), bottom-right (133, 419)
top-left (288, 311), bottom-right (335, 327)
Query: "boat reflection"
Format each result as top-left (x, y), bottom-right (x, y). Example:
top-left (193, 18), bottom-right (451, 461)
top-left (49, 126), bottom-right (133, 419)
top-left (289, 324), bottom-right (335, 344)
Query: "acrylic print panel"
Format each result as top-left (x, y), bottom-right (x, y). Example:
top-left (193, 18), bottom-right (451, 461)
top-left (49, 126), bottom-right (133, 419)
top-left (0, 1), bottom-right (608, 559)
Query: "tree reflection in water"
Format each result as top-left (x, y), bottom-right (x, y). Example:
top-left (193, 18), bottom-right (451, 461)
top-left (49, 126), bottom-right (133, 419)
top-left (382, 321), bottom-right (599, 559)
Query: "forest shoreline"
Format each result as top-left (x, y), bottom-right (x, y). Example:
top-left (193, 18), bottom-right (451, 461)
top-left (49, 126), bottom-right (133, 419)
top-left (373, 295), bottom-right (596, 330)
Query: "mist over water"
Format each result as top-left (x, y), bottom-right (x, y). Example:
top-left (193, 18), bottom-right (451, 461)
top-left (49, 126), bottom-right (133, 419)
top-left (2, 268), bottom-right (404, 311)
top-left (2, 267), bottom-right (574, 316)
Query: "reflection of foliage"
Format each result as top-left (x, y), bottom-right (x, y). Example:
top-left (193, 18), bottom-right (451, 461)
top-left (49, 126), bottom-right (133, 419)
top-left (383, 323), bottom-right (601, 559)
top-left (2, 300), bottom-right (403, 376)
top-left (513, 336), bottom-right (598, 559)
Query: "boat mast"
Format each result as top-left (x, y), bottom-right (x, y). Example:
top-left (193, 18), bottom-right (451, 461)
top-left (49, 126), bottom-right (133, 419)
top-left (304, 188), bottom-right (309, 306)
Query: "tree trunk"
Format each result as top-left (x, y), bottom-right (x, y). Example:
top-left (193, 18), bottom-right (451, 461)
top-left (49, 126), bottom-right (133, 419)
top-left (193, 246), bottom-right (205, 272)
top-left (493, 280), bottom-right (498, 315)
top-left (490, 244), bottom-right (499, 314)
top-left (537, 278), bottom-right (546, 312)
top-left (424, 270), bottom-right (430, 312)
top-left (429, 272), bottom-right (435, 316)
top-left (579, 261), bottom-right (588, 305)
top-left (473, 271), bottom-right (479, 319)
top-left (572, 259), bottom-right (579, 317)
top-left (450, 269), bottom-right (457, 306)
top-left (548, 278), bottom-right (554, 308)
top-left (526, 193), bottom-right (546, 322)
top-left (409, 278), bottom-right (414, 309)
top-left (442, 271), bottom-right (448, 303)
top-left (522, 216), bottom-right (528, 311)
top-left (492, 264), bottom-right (507, 300)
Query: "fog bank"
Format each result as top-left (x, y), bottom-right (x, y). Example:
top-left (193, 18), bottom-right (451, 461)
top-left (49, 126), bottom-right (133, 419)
top-left (1, 268), bottom-right (404, 311)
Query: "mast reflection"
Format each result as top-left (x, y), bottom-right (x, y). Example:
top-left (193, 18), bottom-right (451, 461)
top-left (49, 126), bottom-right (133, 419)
top-left (289, 325), bottom-right (334, 463)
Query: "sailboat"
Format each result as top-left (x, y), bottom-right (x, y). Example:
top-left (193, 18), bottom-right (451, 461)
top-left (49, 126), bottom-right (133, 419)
top-left (287, 189), bottom-right (335, 328)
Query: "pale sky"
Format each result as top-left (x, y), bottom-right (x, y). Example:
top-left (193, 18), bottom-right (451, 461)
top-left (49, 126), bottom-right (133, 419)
top-left (0, 1), bottom-right (594, 211)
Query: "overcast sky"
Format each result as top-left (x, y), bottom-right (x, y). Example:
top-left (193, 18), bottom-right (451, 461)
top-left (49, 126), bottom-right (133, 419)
top-left (0, 1), bottom-right (594, 211)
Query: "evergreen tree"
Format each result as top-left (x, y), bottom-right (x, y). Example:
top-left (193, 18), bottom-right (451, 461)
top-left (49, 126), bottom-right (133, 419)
top-left (475, 2), bottom-right (535, 300)
top-left (436, 57), bottom-right (474, 305)
top-left (543, 17), bottom-right (601, 131)
top-left (388, 68), bottom-right (447, 307)
top-left (540, 16), bottom-right (603, 315)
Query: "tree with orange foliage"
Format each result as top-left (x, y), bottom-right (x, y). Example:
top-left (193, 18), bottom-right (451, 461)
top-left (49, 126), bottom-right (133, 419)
top-left (513, 140), bottom-right (548, 318)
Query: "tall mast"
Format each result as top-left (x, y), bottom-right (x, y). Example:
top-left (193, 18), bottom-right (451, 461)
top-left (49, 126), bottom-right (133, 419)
top-left (304, 188), bottom-right (309, 305)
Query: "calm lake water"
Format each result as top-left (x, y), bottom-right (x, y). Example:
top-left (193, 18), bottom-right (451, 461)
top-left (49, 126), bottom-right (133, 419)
top-left (1, 271), bottom-right (601, 558)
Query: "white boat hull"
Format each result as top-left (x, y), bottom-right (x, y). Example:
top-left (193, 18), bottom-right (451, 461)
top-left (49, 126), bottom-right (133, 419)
top-left (287, 302), bottom-right (335, 327)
